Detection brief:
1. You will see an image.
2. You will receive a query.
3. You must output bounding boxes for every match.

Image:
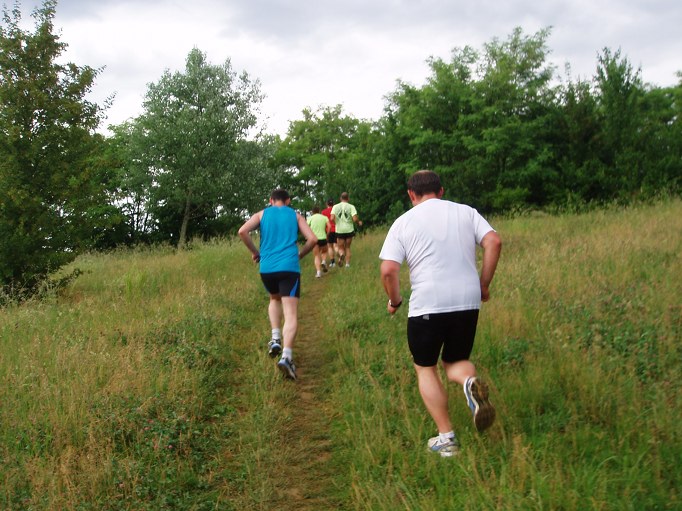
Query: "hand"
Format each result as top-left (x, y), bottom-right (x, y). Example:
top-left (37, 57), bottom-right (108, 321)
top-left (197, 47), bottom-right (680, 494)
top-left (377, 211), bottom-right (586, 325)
top-left (252, 253), bottom-right (261, 263)
top-left (387, 298), bottom-right (402, 315)
top-left (480, 284), bottom-right (490, 302)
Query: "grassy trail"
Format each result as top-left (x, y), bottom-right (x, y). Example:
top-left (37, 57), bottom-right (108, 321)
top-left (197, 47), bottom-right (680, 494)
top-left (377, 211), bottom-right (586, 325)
top-left (264, 271), bottom-right (342, 510)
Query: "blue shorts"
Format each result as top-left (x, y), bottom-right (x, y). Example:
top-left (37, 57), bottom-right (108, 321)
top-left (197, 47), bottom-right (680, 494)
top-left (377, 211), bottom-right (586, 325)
top-left (260, 272), bottom-right (300, 298)
top-left (407, 310), bottom-right (479, 366)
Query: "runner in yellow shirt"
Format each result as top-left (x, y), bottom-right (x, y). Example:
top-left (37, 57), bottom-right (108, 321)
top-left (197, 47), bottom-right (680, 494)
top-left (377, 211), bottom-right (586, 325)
top-left (330, 192), bottom-right (362, 268)
top-left (307, 205), bottom-right (330, 278)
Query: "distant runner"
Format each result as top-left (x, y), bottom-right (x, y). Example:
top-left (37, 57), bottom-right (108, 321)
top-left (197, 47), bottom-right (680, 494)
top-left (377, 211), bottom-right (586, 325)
top-left (321, 199), bottom-right (338, 267)
top-left (330, 192), bottom-right (362, 268)
top-left (307, 205), bottom-right (330, 278)
top-left (238, 188), bottom-right (317, 380)
top-left (379, 170), bottom-right (502, 457)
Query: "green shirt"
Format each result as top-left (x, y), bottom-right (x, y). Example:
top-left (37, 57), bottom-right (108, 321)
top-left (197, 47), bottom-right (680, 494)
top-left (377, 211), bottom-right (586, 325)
top-left (307, 213), bottom-right (328, 240)
top-left (331, 202), bottom-right (357, 234)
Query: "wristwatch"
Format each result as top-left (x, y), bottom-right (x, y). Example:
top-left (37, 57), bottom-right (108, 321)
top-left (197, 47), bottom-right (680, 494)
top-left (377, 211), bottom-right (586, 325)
top-left (389, 299), bottom-right (402, 308)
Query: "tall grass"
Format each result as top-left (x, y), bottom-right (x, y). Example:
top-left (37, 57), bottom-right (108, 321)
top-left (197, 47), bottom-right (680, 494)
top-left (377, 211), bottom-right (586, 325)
top-left (323, 200), bottom-right (681, 510)
top-left (0, 200), bottom-right (679, 509)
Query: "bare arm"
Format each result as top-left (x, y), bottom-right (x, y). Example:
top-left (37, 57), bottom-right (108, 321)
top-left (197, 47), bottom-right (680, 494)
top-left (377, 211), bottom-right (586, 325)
top-left (479, 230), bottom-right (502, 302)
top-left (380, 259), bottom-right (402, 314)
top-left (238, 211), bottom-right (263, 262)
top-left (352, 214), bottom-right (362, 227)
top-left (297, 213), bottom-right (318, 259)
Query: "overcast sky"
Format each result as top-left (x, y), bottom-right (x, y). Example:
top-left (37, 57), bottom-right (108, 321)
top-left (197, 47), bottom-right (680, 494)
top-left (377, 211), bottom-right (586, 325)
top-left (17, 0), bottom-right (682, 136)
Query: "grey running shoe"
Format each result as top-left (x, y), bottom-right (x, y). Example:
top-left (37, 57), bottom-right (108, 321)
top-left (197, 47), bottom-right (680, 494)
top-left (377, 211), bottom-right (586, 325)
top-left (427, 436), bottom-right (459, 457)
top-left (268, 339), bottom-right (282, 358)
top-left (277, 357), bottom-right (297, 380)
top-left (464, 376), bottom-right (496, 432)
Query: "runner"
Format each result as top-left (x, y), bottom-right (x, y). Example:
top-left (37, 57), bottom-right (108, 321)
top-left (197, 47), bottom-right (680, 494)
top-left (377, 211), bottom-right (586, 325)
top-left (238, 188), bottom-right (317, 380)
top-left (307, 205), bottom-right (330, 278)
top-left (379, 170), bottom-right (502, 457)
top-left (321, 199), bottom-right (337, 267)
top-left (330, 192), bottom-right (362, 268)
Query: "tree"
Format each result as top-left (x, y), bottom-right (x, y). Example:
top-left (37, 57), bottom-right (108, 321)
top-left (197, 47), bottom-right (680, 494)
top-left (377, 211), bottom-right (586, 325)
top-left (0, 0), bottom-right (110, 293)
top-left (275, 105), bottom-right (366, 211)
top-left (132, 48), bottom-right (265, 248)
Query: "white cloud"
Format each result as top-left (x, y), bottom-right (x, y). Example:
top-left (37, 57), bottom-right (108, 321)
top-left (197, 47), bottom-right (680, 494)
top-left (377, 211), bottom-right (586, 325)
top-left (13, 0), bottom-right (678, 136)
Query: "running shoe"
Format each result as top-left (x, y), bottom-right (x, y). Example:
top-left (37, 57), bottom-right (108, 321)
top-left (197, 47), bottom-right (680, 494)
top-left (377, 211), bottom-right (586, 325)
top-left (316, 271), bottom-right (322, 278)
top-left (338, 253), bottom-right (345, 266)
top-left (329, 261), bottom-right (335, 268)
top-left (427, 435), bottom-right (459, 457)
top-left (464, 376), bottom-right (496, 432)
top-left (277, 357), bottom-right (297, 380)
top-left (268, 339), bottom-right (282, 358)
top-left (321, 261), bottom-right (328, 273)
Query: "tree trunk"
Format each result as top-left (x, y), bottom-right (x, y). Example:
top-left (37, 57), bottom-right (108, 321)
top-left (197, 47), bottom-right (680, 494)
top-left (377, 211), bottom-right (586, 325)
top-left (178, 196), bottom-right (191, 250)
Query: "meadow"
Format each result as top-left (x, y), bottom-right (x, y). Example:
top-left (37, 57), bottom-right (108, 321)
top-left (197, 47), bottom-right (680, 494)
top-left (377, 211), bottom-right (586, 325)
top-left (0, 199), bottom-right (680, 510)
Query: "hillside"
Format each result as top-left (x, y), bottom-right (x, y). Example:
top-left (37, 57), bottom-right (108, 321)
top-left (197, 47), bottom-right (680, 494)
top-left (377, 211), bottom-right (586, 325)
top-left (0, 200), bottom-right (680, 510)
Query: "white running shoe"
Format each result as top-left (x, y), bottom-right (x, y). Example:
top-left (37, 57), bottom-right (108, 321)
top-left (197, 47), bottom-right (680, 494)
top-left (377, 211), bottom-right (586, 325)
top-left (427, 435), bottom-right (459, 457)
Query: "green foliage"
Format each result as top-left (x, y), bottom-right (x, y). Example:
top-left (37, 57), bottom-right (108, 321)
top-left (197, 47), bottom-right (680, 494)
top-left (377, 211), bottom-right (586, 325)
top-left (114, 48), bottom-right (275, 248)
top-left (0, 0), bottom-right (111, 293)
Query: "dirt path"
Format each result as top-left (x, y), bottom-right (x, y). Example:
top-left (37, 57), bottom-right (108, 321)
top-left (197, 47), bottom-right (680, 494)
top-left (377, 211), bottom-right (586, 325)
top-left (269, 272), bottom-right (342, 510)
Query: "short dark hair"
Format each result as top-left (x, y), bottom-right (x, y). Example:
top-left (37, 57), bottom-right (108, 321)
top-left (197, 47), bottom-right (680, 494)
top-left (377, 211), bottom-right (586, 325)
top-left (312, 205), bottom-right (320, 214)
top-left (340, 192), bottom-right (349, 201)
top-left (407, 170), bottom-right (442, 196)
top-left (270, 188), bottom-right (290, 202)
top-left (326, 199), bottom-right (334, 207)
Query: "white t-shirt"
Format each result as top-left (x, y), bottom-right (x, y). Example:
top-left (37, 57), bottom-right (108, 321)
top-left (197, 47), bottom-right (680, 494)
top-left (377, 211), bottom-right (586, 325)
top-left (379, 198), bottom-right (494, 317)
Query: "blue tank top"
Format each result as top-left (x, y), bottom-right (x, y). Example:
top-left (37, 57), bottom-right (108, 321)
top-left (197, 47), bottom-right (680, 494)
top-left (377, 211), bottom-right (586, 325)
top-left (259, 206), bottom-right (300, 274)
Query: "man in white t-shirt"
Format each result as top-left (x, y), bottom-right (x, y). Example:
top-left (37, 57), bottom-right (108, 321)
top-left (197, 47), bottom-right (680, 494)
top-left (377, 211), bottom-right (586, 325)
top-left (379, 170), bottom-right (502, 457)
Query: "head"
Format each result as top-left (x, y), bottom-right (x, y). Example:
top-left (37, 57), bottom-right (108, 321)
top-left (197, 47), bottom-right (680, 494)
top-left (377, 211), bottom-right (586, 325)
top-left (407, 170), bottom-right (443, 199)
top-left (340, 192), bottom-right (349, 202)
top-left (326, 199), bottom-right (334, 207)
top-left (270, 188), bottom-right (290, 205)
top-left (312, 205), bottom-right (320, 214)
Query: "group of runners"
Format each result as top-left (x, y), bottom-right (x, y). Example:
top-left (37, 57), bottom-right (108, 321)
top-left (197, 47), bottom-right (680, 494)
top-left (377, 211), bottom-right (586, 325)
top-left (305, 193), bottom-right (362, 278)
top-left (238, 170), bottom-right (502, 457)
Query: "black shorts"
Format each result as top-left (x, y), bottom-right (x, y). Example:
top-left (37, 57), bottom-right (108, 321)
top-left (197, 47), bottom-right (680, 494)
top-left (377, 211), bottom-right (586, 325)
top-left (327, 232), bottom-right (337, 244)
top-left (407, 310), bottom-right (479, 367)
top-left (336, 231), bottom-right (355, 240)
top-left (316, 239), bottom-right (328, 247)
top-left (260, 272), bottom-right (301, 298)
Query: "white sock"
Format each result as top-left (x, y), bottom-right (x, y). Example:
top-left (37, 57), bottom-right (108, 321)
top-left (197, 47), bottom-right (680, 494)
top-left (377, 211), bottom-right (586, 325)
top-left (282, 348), bottom-right (293, 360)
top-left (439, 431), bottom-right (455, 443)
top-left (272, 328), bottom-right (281, 341)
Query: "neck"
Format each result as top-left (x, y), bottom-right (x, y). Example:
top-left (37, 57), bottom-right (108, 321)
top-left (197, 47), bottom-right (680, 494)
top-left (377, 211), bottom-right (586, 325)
top-left (413, 192), bottom-right (439, 205)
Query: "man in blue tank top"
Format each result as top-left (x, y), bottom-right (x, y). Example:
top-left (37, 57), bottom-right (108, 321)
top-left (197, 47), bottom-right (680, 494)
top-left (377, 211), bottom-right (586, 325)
top-left (238, 189), bottom-right (318, 380)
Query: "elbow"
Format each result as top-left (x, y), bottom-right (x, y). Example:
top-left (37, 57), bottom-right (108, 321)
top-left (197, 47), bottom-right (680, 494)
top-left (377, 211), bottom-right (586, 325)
top-left (483, 231), bottom-right (502, 252)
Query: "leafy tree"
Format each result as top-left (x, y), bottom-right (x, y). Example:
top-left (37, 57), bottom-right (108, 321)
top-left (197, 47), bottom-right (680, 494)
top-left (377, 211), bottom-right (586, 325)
top-left (592, 48), bottom-right (646, 200)
top-left (129, 48), bottom-right (265, 248)
top-left (106, 120), bottom-right (157, 244)
top-left (275, 105), bottom-right (366, 211)
top-left (0, 0), bottom-right (110, 293)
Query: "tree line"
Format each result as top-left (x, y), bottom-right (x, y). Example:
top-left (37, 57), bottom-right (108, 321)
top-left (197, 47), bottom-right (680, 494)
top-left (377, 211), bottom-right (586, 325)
top-left (1, 1), bottom-right (680, 295)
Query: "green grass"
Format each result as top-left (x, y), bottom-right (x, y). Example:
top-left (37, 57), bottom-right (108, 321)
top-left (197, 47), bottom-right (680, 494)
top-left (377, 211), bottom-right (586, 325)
top-left (0, 200), bottom-right (680, 509)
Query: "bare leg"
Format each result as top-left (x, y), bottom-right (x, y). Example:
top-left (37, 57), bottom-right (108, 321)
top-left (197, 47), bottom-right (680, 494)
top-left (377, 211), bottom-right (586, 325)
top-left (414, 364), bottom-right (452, 433)
top-left (268, 295), bottom-right (283, 330)
top-left (312, 245), bottom-right (321, 273)
top-left (442, 360), bottom-right (476, 386)
top-left (337, 238), bottom-right (346, 263)
top-left (345, 237), bottom-right (353, 265)
top-left (280, 297), bottom-right (299, 350)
